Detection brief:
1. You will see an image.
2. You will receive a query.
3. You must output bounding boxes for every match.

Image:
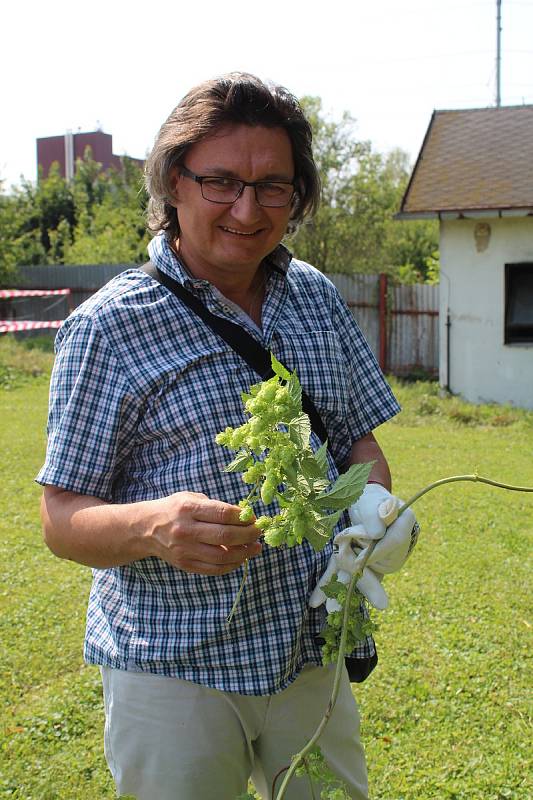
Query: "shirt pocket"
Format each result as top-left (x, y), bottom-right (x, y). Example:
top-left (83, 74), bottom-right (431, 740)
top-left (136, 342), bottom-right (245, 447)
top-left (276, 330), bottom-right (348, 420)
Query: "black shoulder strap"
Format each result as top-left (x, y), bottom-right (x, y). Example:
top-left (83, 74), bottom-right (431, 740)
top-left (141, 261), bottom-right (328, 444)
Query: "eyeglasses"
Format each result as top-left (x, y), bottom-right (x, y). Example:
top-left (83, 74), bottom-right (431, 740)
top-left (179, 165), bottom-right (295, 208)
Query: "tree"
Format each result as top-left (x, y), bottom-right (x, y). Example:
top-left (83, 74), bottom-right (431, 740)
top-left (0, 177), bottom-right (54, 284)
top-left (290, 98), bottom-right (438, 281)
top-left (0, 165), bottom-right (75, 277)
top-left (388, 221), bottom-right (440, 284)
top-left (63, 151), bottom-right (149, 264)
top-left (63, 200), bottom-right (149, 265)
top-left (0, 181), bottom-right (21, 285)
top-left (0, 150), bottom-right (149, 273)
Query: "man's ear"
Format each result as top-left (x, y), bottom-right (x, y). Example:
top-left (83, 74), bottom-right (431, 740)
top-left (168, 166), bottom-right (181, 207)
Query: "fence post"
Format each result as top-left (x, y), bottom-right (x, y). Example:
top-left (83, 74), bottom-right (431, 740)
top-left (378, 273), bottom-right (388, 372)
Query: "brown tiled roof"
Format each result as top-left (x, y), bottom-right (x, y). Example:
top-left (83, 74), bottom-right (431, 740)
top-left (398, 105), bottom-right (533, 217)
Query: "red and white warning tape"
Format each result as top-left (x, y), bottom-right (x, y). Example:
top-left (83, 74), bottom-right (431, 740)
top-left (0, 320), bottom-right (63, 334)
top-left (0, 288), bottom-right (71, 298)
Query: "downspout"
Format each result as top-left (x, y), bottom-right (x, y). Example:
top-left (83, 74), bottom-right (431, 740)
top-left (440, 265), bottom-right (452, 394)
top-left (445, 308), bottom-right (451, 392)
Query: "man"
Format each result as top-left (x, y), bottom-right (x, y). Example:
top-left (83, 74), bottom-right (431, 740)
top-left (38, 73), bottom-right (413, 799)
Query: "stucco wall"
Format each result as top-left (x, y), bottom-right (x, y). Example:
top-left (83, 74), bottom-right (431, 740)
top-left (439, 217), bottom-right (533, 409)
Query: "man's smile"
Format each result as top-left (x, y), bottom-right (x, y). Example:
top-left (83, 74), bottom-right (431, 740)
top-left (220, 225), bottom-right (264, 237)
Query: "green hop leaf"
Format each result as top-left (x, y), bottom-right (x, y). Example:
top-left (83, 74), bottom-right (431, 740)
top-left (322, 577), bottom-right (348, 599)
top-left (270, 353), bottom-right (291, 381)
top-left (224, 452), bottom-right (253, 473)
top-left (314, 462), bottom-right (375, 510)
top-left (285, 372), bottom-right (302, 408)
top-left (300, 453), bottom-right (326, 481)
top-left (288, 413), bottom-right (311, 450)
top-left (314, 440), bottom-right (329, 473)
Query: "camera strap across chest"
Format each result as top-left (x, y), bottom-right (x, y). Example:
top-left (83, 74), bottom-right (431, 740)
top-left (141, 260), bottom-right (328, 444)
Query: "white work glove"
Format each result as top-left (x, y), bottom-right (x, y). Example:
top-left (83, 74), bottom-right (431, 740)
top-left (309, 485), bottom-right (419, 611)
top-left (349, 483), bottom-right (399, 539)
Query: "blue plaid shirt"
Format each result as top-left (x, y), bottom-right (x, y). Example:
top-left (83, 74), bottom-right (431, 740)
top-left (37, 234), bottom-right (400, 695)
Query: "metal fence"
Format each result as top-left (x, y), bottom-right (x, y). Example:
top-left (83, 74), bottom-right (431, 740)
top-left (327, 273), bottom-right (439, 376)
top-left (4, 264), bottom-right (439, 376)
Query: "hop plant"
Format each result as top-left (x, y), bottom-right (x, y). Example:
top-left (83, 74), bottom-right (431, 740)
top-left (318, 578), bottom-right (378, 665)
top-left (215, 354), bottom-right (373, 551)
top-left (293, 747), bottom-right (351, 799)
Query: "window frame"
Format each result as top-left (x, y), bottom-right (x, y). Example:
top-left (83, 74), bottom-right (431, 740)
top-left (504, 262), bottom-right (533, 345)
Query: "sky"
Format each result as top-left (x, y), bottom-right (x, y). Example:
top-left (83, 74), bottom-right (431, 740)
top-left (1, 0), bottom-right (532, 189)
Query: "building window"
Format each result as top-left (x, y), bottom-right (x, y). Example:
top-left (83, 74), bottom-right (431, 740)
top-left (505, 263), bottom-right (533, 344)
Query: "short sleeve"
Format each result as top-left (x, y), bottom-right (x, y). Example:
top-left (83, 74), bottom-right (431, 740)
top-left (36, 314), bottom-right (142, 499)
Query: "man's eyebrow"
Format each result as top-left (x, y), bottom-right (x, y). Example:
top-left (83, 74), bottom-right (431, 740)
top-left (200, 167), bottom-right (294, 181)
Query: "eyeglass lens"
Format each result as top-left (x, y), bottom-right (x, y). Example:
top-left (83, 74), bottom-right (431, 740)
top-left (200, 177), bottom-right (293, 207)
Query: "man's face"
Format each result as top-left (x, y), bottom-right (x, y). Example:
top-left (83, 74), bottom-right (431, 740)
top-left (171, 124), bottom-right (294, 284)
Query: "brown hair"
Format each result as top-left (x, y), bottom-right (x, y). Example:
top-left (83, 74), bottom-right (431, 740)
top-left (144, 72), bottom-right (320, 240)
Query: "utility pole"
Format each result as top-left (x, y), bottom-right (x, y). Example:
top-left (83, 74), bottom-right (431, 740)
top-left (496, 0), bottom-right (502, 106)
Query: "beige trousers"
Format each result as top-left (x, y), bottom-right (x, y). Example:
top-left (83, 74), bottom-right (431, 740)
top-left (101, 663), bottom-right (368, 800)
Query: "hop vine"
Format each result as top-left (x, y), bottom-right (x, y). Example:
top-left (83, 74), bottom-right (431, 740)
top-left (216, 353), bottom-right (373, 552)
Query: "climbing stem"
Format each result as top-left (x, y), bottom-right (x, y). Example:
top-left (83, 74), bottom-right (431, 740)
top-left (275, 540), bottom-right (378, 800)
top-left (227, 559), bottom-right (249, 625)
top-left (398, 474), bottom-right (533, 517)
top-left (275, 473), bottom-right (533, 800)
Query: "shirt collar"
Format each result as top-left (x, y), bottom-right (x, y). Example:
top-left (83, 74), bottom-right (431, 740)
top-left (147, 234), bottom-right (197, 287)
top-left (147, 233), bottom-right (292, 287)
top-left (266, 242), bottom-right (292, 274)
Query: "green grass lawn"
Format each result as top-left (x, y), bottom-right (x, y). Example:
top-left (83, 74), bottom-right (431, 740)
top-left (1, 338), bottom-right (532, 799)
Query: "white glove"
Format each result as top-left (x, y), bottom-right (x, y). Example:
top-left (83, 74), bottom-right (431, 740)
top-left (309, 490), bottom-right (419, 611)
top-left (343, 504), bottom-right (419, 575)
top-left (309, 523), bottom-right (389, 611)
top-left (349, 483), bottom-right (399, 539)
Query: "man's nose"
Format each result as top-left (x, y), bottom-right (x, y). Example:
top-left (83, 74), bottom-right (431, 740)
top-left (230, 185), bottom-right (262, 223)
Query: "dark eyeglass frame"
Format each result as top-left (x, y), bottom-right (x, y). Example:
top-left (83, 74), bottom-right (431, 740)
top-left (179, 165), bottom-right (296, 208)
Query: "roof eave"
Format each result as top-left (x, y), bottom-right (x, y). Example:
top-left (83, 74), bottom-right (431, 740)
top-left (394, 211), bottom-right (439, 220)
top-left (397, 110), bottom-right (437, 216)
top-left (395, 207), bottom-right (533, 221)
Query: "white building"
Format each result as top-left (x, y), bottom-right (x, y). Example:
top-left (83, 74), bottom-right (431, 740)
top-left (397, 105), bottom-right (533, 410)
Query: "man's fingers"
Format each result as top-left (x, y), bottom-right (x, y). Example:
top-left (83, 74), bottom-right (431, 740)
top-left (148, 492), bottom-right (264, 575)
top-left (171, 541), bottom-right (261, 574)
top-left (180, 537), bottom-right (262, 564)
top-left (180, 559), bottom-right (250, 576)
top-left (202, 540), bottom-right (262, 562)
top-left (183, 494), bottom-right (250, 527)
top-left (191, 520), bottom-right (262, 548)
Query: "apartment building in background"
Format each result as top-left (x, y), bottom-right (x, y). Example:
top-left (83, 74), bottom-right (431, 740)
top-left (36, 130), bottom-right (144, 180)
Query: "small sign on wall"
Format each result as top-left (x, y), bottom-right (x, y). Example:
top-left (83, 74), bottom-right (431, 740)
top-left (474, 223), bottom-right (491, 252)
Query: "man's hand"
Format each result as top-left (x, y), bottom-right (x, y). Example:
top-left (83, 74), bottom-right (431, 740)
top-left (41, 486), bottom-right (262, 574)
top-left (343, 505), bottom-right (419, 575)
top-left (309, 523), bottom-right (389, 611)
top-left (309, 487), bottom-right (419, 610)
top-left (145, 491), bottom-right (262, 575)
top-left (348, 483), bottom-right (398, 538)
